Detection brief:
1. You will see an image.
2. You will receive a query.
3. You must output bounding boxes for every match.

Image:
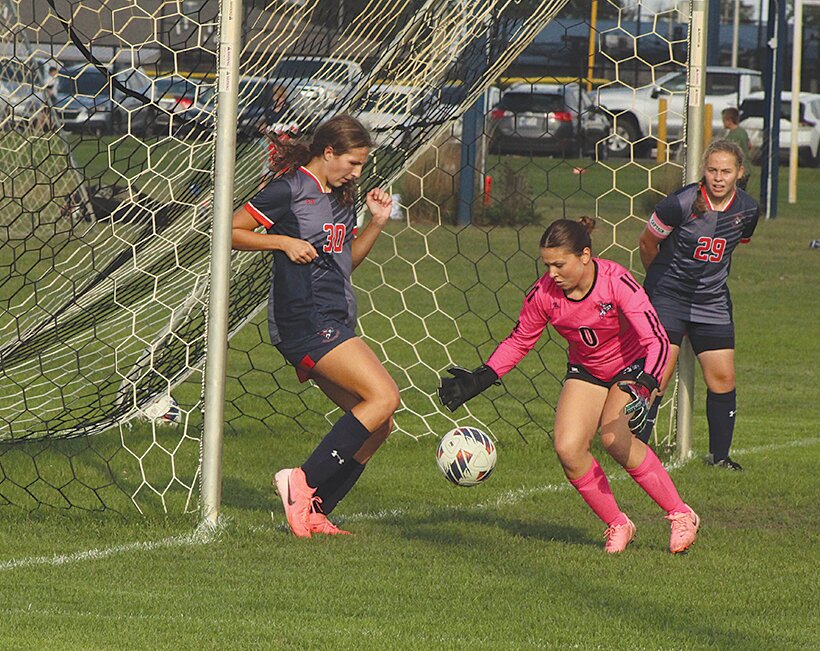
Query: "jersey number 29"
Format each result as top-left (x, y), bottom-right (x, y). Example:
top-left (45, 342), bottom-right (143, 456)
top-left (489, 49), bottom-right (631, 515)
top-left (693, 236), bottom-right (726, 262)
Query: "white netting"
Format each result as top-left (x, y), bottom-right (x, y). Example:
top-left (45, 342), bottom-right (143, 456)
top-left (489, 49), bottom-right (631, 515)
top-left (0, 0), bottom-right (689, 512)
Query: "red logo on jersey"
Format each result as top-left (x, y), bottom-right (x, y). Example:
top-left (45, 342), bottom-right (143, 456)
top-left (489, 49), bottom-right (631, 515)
top-left (305, 199), bottom-right (315, 205)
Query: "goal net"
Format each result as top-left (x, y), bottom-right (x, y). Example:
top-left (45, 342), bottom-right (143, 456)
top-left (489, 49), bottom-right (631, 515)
top-left (0, 0), bottom-right (687, 513)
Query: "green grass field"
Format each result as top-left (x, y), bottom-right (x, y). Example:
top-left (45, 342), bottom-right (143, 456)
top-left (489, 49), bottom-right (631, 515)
top-left (1, 159), bottom-right (818, 650)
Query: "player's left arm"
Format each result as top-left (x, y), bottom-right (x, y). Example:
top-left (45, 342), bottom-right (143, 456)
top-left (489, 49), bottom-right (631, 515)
top-left (739, 204), bottom-right (761, 244)
top-left (351, 188), bottom-right (391, 269)
top-left (616, 272), bottom-right (667, 391)
top-left (614, 272), bottom-right (668, 433)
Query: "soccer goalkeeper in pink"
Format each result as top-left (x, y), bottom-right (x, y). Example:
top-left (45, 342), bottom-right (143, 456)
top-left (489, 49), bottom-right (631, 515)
top-left (438, 217), bottom-right (699, 554)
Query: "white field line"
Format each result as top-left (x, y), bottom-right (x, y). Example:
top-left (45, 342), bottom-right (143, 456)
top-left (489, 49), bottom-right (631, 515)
top-left (0, 524), bottom-right (218, 572)
top-left (2, 437), bottom-right (817, 570)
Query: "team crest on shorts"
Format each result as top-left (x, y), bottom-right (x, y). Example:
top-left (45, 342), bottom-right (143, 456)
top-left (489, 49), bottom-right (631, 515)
top-left (319, 326), bottom-right (340, 342)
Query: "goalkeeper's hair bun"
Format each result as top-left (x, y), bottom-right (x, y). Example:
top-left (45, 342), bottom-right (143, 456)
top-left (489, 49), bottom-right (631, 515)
top-left (540, 216), bottom-right (595, 255)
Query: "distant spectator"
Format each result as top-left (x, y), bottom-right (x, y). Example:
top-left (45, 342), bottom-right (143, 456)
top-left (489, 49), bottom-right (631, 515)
top-left (45, 65), bottom-right (59, 103)
top-left (34, 65), bottom-right (60, 131)
top-left (721, 107), bottom-right (751, 190)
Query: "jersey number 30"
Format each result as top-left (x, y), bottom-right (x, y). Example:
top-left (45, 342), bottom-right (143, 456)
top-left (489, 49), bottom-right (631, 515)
top-left (323, 223), bottom-right (346, 253)
top-left (693, 236), bottom-right (726, 262)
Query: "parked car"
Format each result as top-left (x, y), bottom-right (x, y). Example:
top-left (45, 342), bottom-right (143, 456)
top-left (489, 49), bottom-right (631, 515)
top-left (487, 83), bottom-right (611, 158)
top-left (270, 56), bottom-right (362, 126)
top-left (0, 57), bottom-right (49, 128)
top-left (356, 83), bottom-right (432, 147)
top-left (178, 58), bottom-right (361, 140)
top-left (182, 76), bottom-right (286, 140)
top-left (595, 66), bottom-right (763, 157)
top-left (150, 74), bottom-right (205, 132)
top-left (739, 92), bottom-right (820, 167)
top-left (51, 64), bottom-right (154, 135)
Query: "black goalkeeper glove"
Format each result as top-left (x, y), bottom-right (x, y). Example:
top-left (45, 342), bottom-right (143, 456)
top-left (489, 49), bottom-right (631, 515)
top-left (438, 365), bottom-right (499, 412)
top-left (617, 373), bottom-right (658, 435)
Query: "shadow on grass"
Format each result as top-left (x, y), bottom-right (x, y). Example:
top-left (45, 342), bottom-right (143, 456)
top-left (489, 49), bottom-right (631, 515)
top-left (221, 476), bottom-right (274, 512)
top-left (380, 508), bottom-right (595, 549)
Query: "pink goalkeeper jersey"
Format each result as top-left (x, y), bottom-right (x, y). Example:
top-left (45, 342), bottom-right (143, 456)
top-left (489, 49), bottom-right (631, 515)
top-left (486, 259), bottom-right (669, 385)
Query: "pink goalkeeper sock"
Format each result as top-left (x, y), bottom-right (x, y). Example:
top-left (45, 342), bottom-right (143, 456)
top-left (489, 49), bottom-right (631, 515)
top-left (570, 458), bottom-right (628, 526)
top-left (626, 447), bottom-right (688, 515)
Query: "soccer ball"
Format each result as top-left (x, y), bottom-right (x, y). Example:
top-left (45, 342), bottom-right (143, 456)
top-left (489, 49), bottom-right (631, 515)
top-left (141, 394), bottom-right (181, 426)
top-left (436, 426), bottom-right (497, 487)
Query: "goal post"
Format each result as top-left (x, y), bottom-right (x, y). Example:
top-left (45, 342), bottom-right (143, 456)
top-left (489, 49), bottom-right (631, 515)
top-left (676, 0), bottom-right (709, 461)
top-left (200, 0), bottom-right (244, 526)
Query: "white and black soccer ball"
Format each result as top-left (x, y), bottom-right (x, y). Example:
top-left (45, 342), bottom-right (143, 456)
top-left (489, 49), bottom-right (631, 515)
top-left (141, 394), bottom-right (181, 426)
top-left (436, 426), bottom-right (497, 487)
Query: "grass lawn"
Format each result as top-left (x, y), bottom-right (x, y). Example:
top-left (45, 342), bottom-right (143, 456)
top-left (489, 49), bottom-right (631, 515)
top-left (0, 153), bottom-right (817, 649)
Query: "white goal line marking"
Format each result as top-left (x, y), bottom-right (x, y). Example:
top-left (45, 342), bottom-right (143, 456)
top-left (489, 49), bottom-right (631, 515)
top-left (2, 437), bottom-right (816, 571)
top-left (0, 524), bottom-right (217, 573)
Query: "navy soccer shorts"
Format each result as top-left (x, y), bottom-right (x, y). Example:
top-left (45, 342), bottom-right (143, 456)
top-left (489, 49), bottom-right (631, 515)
top-left (656, 314), bottom-right (735, 354)
top-left (276, 321), bottom-right (357, 383)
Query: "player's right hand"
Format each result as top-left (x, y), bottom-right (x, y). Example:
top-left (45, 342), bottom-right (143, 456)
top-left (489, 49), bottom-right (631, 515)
top-left (438, 365), bottom-right (499, 412)
top-left (282, 237), bottom-right (318, 264)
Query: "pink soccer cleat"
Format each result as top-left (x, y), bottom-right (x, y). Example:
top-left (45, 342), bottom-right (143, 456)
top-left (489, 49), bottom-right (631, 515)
top-left (273, 467), bottom-right (314, 538)
top-left (666, 507), bottom-right (700, 554)
top-left (603, 517), bottom-right (636, 554)
top-left (308, 510), bottom-right (352, 536)
top-left (306, 494), bottom-right (352, 535)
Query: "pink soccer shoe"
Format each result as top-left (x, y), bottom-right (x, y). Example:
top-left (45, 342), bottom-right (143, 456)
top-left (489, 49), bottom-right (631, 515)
top-left (603, 517), bottom-right (636, 554)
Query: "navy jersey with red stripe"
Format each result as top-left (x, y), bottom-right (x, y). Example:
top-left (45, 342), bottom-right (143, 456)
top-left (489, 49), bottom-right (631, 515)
top-left (644, 183), bottom-right (759, 324)
top-left (245, 167), bottom-right (357, 344)
top-left (486, 259), bottom-right (669, 386)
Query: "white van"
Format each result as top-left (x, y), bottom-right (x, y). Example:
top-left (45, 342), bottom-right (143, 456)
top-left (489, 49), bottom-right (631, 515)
top-left (595, 66), bottom-right (763, 157)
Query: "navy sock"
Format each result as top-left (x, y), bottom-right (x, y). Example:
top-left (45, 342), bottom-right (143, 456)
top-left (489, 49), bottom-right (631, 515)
top-left (707, 389), bottom-right (736, 461)
top-left (637, 395), bottom-right (662, 444)
top-left (315, 460), bottom-right (366, 515)
top-left (301, 411), bottom-right (370, 488)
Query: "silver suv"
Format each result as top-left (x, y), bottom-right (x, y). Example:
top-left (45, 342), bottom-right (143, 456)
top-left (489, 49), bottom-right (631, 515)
top-left (595, 66), bottom-right (763, 157)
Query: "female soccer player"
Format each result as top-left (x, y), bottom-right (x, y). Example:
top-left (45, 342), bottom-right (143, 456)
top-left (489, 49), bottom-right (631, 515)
top-left (439, 217), bottom-right (699, 554)
top-left (232, 114), bottom-right (400, 537)
top-left (637, 140), bottom-right (760, 470)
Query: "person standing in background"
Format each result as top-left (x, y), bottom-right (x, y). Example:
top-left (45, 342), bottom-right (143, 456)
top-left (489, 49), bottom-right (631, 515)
top-left (721, 108), bottom-right (752, 190)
